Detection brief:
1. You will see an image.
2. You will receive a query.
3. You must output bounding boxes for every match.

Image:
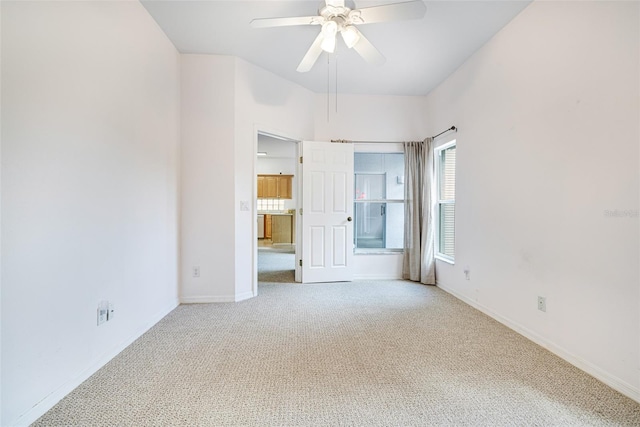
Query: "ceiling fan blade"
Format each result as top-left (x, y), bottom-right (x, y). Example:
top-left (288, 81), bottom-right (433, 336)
top-left (355, 1), bottom-right (426, 25)
top-left (352, 30), bottom-right (386, 67)
top-left (250, 16), bottom-right (321, 28)
top-left (297, 33), bottom-right (325, 72)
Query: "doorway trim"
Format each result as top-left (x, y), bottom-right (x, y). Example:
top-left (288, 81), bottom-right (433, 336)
top-left (252, 124), bottom-right (301, 297)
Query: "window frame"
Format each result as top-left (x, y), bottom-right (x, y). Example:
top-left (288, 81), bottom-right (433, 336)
top-left (434, 140), bottom-right (456, 264)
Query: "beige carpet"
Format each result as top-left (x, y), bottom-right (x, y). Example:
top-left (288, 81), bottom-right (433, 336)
top-left (34, 256), bottom-right (640, 425)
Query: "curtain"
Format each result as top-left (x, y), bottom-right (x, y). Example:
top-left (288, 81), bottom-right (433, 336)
top-left (403, 138), bottom-right (435, 285)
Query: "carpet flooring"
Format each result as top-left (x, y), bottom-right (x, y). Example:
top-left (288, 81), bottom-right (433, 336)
top-left (258, 247), bottom-right (295, 283)
top-left (33, 251), bottom-right (640, 426)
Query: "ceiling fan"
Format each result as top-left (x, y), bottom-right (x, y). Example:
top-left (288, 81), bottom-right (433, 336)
top-left (250, 0), bottom-right (427, 73)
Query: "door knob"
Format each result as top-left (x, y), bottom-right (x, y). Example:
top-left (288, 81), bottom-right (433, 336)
top-left (347, 216), bottom-right (352, 222)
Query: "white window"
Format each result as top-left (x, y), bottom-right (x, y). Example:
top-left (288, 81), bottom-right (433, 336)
top-left (257, 199), bottom-right (285, 212)
top-left (435, 141), bottom-right (456, 263)
top-left (354, 153), bottom-right (405, 252)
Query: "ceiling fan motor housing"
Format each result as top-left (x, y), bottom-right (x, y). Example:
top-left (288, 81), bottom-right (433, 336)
top-left (318, 4), bottom-right (364, 29)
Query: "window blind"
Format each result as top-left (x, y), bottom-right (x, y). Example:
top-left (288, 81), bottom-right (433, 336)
top-left (438, 146), bottom-right (456, 258)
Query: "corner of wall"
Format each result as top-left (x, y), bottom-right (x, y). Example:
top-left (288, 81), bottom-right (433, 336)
top-left (426, 0), bottom-right (639, 404)
top-left (179, 54), bottom-right (238, 303)
top-left (436, 282), bottom-right (640, 404)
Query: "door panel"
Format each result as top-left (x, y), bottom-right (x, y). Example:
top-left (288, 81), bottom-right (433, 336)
top-left (310, 226), bottom-right (325, 268)
top-left (332, 172), bottom-right (348, 213)
top-left (301, 141), bottom-right (354, 283)
top-left (332, 226), bottom-right (348, 267)
top-left (310, 172), bottom-right (325, 213)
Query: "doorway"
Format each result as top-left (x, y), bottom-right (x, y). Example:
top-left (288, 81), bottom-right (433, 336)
top-left (255, 131), bottom-right (299, 287)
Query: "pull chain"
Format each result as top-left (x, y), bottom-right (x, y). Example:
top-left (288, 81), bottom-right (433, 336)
top-left (335, 53), bottom-right (338, 113)
top-left (326, 53), bottom-right (340, 121)
top-left (327, 54), bottom-right (330, 122)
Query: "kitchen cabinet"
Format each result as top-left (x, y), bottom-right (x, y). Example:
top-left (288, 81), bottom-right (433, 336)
top-left (271, 214), bottom-right (293, 244)
top-left (257, 175), bottom-right (293, 199)
top-left (277, 176), bottom-right (292, 199)
top-left (257, 176), bottom-right (265, 198)
top-left (264, 214), bottom-right (272, 239)
top-left (264, 176), bottom-right (278, 198)
top-left (257, 214), bottom-right (265, 239)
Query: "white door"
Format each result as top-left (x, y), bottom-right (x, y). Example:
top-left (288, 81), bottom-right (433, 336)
top-left (300, 141), bottom-right (354, 283)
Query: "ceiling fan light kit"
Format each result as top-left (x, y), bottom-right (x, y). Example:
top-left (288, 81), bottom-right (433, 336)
top-left (320, 21), bottom-right (338, 53)
top-left (341, 25), bottom-right (360, 49)
top-left (251, 0), bottom-right (427, 72)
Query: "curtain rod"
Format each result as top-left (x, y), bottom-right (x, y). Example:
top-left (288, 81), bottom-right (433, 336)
top-left (331, 125), bottom-right (457, 144)
top-left (432, 126), bottom-right (457, 140)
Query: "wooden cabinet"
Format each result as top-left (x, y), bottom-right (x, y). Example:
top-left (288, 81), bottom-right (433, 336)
top-left (257, 176), bottom-right (264, 198)
top-left (272, 215), bottom-right (293, 244)
top-left (262, 214), bottom-right (294, 243)
top-left (264, 176), bottom-right (278, 198)
top-left (276, 176), bottom-right (292, 199)
top-left (257, 175), bottom-right (293, 199)
top-left (264, 214), bottom-right (272, 239)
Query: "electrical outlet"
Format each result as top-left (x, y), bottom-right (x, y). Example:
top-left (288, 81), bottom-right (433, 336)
top-left (538, 296), bottom-right (546, 312)
top-left (193, 266), bottom-right (200, 278)
top-left (97, 300), bottom-right (109, 325)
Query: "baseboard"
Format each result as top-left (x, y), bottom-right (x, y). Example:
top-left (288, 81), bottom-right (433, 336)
top-left (436, 282), bottom-right (640, 404)
top-left (180, 292), bottom-right (256, 304)
top-left (13, 298), bottom-right (180, 427)
top-left (235, 291), bottom-right (254, 302)
top-left (353, 274), bottom-right (403, 280)
top-left (180, 295), bottom-right (236, 303)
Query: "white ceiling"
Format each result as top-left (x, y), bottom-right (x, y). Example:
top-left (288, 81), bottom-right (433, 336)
top-left (141, 0), bottom-right (531, 96)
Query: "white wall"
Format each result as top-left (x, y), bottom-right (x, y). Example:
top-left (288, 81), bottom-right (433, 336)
top-left (179, 55), bottom-right (315, 301)
top-left (256, 157), bottom-right (296, 175)
top-left (314, 94), bottom-right (428, 142)
top-left (315, 95), bottom-right (429, 279)
top-left (180, 54), bottom-right (237, 303)
top-left (234, 58), bottom-right (315, 297)
top-left (1, 1), bottom-right (181, 425)
top-left (425, 1), bottom-right (639, 401)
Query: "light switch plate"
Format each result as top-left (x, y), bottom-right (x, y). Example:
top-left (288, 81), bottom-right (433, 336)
top-left (240, 201), bottom-right (250, 211)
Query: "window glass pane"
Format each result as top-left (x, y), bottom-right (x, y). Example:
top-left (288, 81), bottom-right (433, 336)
top-left (353, 152), bottom-right (405, 251)
top-left (439, 147), bottom-right (456, 201)
top-left (355, 174), bottom-right (385, 200)
top-left (439, 204), bottom-right (455, 257)
top-left (354, 202), bottom-right (385, 248)
top-left (354, 153), bottom-right (384, 173)
top-left (384, 153), bottom-right (405, 200)
top-left (385, 202), bottom-right (404, 249)
top-left (257, 198), bottom-right (285, 212)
